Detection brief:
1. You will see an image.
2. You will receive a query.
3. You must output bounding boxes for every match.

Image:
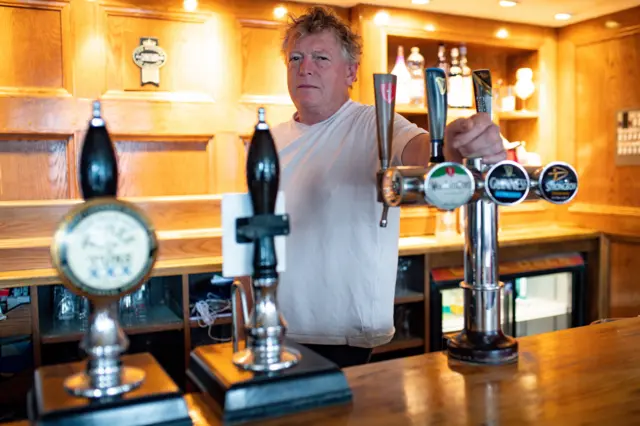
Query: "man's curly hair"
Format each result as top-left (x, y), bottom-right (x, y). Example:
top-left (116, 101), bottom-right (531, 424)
top-left (281, 6), bottom-right (363, 65)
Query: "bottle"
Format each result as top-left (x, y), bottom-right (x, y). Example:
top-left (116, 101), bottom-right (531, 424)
top-left (459, 44), bottom-right (473, 108)
top-left (390, 46), bottom-right (412, 105)
top-left (436, 43), bottom-right (449, 75)
top-left (448, 47), bottom-right (463, 108)
top-left (407, 47), bottom-right (425, 106)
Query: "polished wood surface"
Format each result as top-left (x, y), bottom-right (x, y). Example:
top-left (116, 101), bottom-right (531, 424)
top-left (0, 224), bottom-right (598, 288)
top-left (5, 318), bottom-right (638, 426)
top-left (184, 317), bottom-right (640, 425)
top-left (558, 6), bottom-right (640, 318)
top-left (399, 224), bottom-right (599, 256)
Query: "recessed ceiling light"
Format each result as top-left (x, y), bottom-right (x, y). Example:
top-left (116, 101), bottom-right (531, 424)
top-left (273, 5), bottom-right (287, 19)
top-left (496, 28), bottom-right (509, 39)
top-left (424, 24), bottom-right (436, 32)
top-left (499, 1), bottom-right (518, 7)
top-left (374, 11), bottom-right (390, 26)
top-left (605, 20), bottom-right (620, 29)
top-left (183, 0), bottom-right (197, 12)
top-left (412, 0), bottom-right (430, 4)
top-left (555, 13), bottom-right (572, 21)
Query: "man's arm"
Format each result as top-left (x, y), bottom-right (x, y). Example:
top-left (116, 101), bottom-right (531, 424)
top-left (401, 133), bottom-right (431, 166)
top-left (401, 114), bottom-right (506, 166)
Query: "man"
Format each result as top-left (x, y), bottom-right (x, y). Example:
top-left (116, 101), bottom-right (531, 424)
top-left (271, 6), bottom-right (505, 368)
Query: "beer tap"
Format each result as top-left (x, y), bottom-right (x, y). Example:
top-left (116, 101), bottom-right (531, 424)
top-left (31, 101), bottom-right (192, 426)
top-left (187, 107), bottom-right (352, 425)
top-left (374, 69), bottom-right (475, 222)
top-left (230, 107), bottom-right (300, 372)
top-left (446, 70), bottom-right (580, 365)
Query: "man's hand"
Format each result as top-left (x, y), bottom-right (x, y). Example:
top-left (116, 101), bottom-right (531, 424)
top-left (444, 113), bottom-right (506, 164)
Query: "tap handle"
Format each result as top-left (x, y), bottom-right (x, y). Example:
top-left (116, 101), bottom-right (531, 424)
top-left (79, 101), bottom-right (118, 200)
top-left (373, 73), bottom-right (397, 171)
top-left (472, 69), bottom-right (493, 117)
top-left (246, 107), bottom-right (279, 216)
top-left (425, 68), bottom-right (447, 164)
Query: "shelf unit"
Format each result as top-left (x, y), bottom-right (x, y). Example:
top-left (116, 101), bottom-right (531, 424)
top-left (0, 256), bottom-right (430, 385)
top-left (388, 34), bottom-right (541, 153)
top-left (353, 4), bottom-right (558, 170)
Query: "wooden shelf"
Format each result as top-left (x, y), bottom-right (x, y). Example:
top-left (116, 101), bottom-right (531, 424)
top-left (40, 305), bottom-right (183, 344)
top-left (373, 335), bottom-right (424, 354)
top-left (498, 110), bottom-right (539, 120)
top-left (396, 105), bottom-right (476, 120)
top-left (396, 105), bottom-right (538, 121)
top-left (394, 289), bottom-right (424, 304)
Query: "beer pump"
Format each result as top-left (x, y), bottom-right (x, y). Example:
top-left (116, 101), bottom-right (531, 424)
top-left (445, 69), bottom-right (580, 365)
top-left (187, 108), bottom-right (352, 425)
top-left (28, 101), bottom-right (192, 425)
top-left (375, 69), bottom-right (476, 224)
top-left (374, 67), bottom-right (578, 365)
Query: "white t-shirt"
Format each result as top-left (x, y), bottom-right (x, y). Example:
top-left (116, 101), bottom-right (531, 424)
top-left (272, 99), bottom-right (427, 348)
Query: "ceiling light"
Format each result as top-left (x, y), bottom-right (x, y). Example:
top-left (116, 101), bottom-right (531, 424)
top-left (424, 24), bottom-right (436, 32)
top-left (499, 1), bottom-right (518, 7)
top-left (273, 5), bottom-right (287, 19)
top-left (496, 28), bottom-right (509, 39)
top-left (605, 20), bottom-right (620, 29)
top-left (374, 11), bottom-right (390, 26)
top-left (412, 0), bottom-right (430, 4)
top-left (183, 0), bottom-right (197, 12)
top-left (555, 13), bottom-right (572, 21)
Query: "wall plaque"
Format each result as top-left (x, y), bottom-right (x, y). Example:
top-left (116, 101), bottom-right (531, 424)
top-left (132, 37), bottom-right (167, 87)
top-left (615, 109), bottom-right (640, 166)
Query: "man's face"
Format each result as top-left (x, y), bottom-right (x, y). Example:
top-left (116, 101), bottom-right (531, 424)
top-left (285, 30), bottom-right (358, 113)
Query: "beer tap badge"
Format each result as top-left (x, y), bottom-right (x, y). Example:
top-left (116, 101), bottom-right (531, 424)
top-left (133, 37), bottom-right (167, 87)
top-left (485, 161), bottom-right (530, 205)
top-left (424, 163), bottom-right (475, 210)
top-left (52, 201), bottom-right (157, 297)
top-left (539, 163), bottom-right (578, 203)
top-left (381, 82), bottom-right (396, 104)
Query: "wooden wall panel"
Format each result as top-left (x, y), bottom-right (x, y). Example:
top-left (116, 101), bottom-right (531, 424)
top-left (0, 4), bottom-right (62, 89)
top-left (559, 5), bottom-right (640, 317)
top-left (0, 136), bottom-right (71, 200)
top-left (240, 22), bottom-right (288, 101)
top-left (610, 239), bottom-right (640, 317)
top-left (115, 139), bottom-right (212, 196)
top-left (104, 11), bottom-right (211, 97)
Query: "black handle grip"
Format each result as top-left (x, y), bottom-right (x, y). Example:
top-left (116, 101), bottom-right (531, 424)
top-left (425, 67), bottom-right (447, 164)
top-left (79, 101), bottom-right (118, 200)
top-left (246, 107), bottom-right (279, 216)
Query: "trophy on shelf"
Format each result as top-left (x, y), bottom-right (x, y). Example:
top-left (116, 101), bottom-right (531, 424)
top-left (28, 101), bottom-right (192, 426)
top-left (514, 67), bottom-right (535, 112)
top-left (445, 69), bottom-right (579, 365)
top-left (187, 107), bottom-right (352, 425)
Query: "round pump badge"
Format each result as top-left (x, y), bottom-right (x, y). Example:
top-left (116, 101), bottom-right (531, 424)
top-left (485, 161), bottom-right (530, 205)
top-left (51, 200), bottom-right (158, 298)
top-left (537, 162), bottom-right (579, 204)
top-left (424, 163), bottom-right (475, 210)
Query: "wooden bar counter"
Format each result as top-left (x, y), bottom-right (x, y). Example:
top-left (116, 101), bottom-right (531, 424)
top-left (8, 316), bottom-right (631, 426)
top-left (180, 317), bottom-right (640, 426)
